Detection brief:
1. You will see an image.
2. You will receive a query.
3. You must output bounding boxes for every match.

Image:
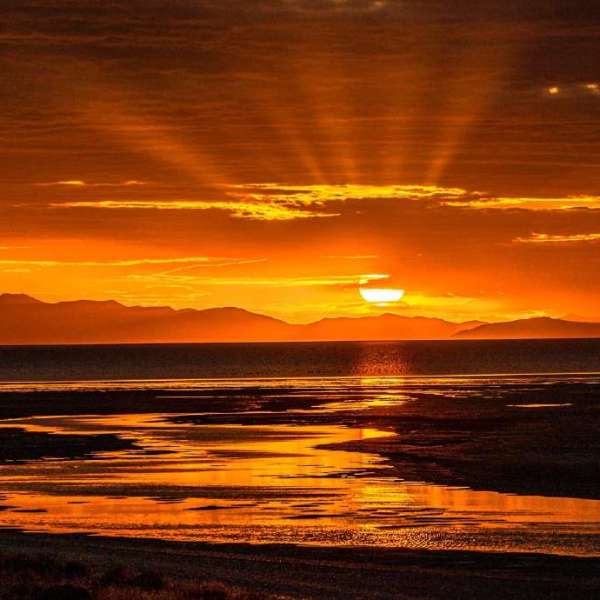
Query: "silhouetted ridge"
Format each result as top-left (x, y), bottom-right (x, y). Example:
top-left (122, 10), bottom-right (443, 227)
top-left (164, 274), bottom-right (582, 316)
top-left (455, 317), bottom-right (600, 339)
top-left (1, 293), bottom-right (599, 343)
top-left (0, 293), bottom-right (43, 305)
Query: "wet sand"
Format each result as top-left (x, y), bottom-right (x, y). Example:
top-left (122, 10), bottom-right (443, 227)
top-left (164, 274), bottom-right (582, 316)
top-left (331, 382), bottom-right (600, 500)
top-left (0, 530), bottom-right (599, 599)
top-left (0, 427), bottom-right (137, 463)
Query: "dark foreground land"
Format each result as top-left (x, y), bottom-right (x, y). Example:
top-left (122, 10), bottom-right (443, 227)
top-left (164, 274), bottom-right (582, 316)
top-left (0, 541), bottom-right (276, 600)
top-left (0, 531), bottom-right (599, 600)
top-left (0, 378), bottom-right (600, 597)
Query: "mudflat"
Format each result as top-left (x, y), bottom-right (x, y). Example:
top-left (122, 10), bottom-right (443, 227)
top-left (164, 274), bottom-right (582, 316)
top-left (0, 375), bottom-right (599, 597)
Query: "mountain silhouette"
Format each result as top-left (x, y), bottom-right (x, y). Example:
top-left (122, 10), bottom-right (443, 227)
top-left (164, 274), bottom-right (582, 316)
top-left (1, 294), bottom-right (599, 344)
top-left (0, 294), bottom-right (291, 344)
top-left (302, 313), bottom-right (483, 341)
top-left (455, 317), bottom-right (600, 339)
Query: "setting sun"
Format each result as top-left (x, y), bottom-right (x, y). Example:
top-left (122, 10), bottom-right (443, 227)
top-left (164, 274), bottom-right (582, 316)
top-left (359, 288), bottom-right (406, 304)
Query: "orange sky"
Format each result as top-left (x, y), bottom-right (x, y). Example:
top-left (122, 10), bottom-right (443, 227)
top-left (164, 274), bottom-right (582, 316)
top-left (1, 1), bottom-right (600, 323)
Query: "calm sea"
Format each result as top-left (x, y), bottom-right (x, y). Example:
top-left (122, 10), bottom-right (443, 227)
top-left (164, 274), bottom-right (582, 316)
top-left (0, 339), bottom-right (598, 381)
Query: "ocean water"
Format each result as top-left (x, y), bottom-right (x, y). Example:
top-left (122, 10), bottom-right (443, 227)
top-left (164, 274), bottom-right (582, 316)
top-left (0, 338), bottom-right (599, 381)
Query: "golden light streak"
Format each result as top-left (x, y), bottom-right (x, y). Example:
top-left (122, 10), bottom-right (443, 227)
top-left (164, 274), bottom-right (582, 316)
top-left (129, 273), bottom-right (390, 288)
top-left (377, 61), bottom-right (431, 185)
top-left (50, 183), bottom-right (470, 220)
top-left (287, 38), bottom-right (358, 183)
top-left (515, 233), bottom-right (600, 244)
top-left (444, 195), bottom-right (600, 210)
top-left (213, 63), bottom-right (327, 184)
top-left (228, 183), bottom-right (469, 203)
top-left (51, 200), bottom-right (337, 220)
top-left (37, 180), bottom-right (146, 187)
top-left (325, 255), bottom-right (378, 260)
top-left (0, 257), bottom-right (265, 269)
top-left (50, 185), bottom-right (600, 215)
top-left (77, 82), bottom-right (230, 186)
top-left (402, 293), bottom-right (482, 309)
top-left (48, 182), bottom-right (600, 217)
top-left (426, 37), bottom-right (519, 183)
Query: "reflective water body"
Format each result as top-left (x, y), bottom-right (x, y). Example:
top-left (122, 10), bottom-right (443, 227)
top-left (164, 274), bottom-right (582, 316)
top-left (0, 373), bottom-right (599, 556)
top-left (1, 339), bottom-right (600, 381)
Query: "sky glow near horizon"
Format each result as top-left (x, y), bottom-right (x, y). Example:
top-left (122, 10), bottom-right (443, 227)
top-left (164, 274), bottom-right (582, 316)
top-left (1, 1), bottom-right (599, 323)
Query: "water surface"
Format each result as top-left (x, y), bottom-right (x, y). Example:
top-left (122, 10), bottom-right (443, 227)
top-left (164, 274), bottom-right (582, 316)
top-left (0, 369), bottom-right (599, 556)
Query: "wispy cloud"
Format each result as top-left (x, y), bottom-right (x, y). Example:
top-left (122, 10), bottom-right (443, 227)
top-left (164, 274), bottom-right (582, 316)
top-left (514, 232), bottom-right (600, 244)
top-left (443, 195), bottom-right (600, 211)
top-left (325, 255), bottom-right (378, 260)
top-left (37, 180), bottom-right (146, 188)
top-left (49, 184), bottom-right (600, 223)
top-left (49, 183), bottom-right (469, 221)
top-left (227, 183), bottom-right (470, 204)
top-left (127, 272), bottom-right (390, 288)
top-left (0, 268), bottom-right (31, 273)
top-left (51, 199), bottom-right (337, 221)
top-left (0, 256), bottom-right (264, 268)
top-left (544, 82), bottom-right (600, 98)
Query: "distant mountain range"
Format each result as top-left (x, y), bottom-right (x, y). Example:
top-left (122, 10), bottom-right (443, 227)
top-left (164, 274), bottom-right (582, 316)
top-left (455, 317), bottom-right (600, 340)
top-left (1, 293), bottom-right (599, 344)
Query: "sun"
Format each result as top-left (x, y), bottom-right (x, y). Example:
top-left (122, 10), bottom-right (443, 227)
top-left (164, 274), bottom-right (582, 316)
top-left (359, 288), bottom-right (405, 304)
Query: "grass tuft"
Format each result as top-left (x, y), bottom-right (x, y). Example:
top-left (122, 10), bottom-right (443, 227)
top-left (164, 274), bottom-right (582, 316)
top-left (0, 551), bottom-right (286, 600)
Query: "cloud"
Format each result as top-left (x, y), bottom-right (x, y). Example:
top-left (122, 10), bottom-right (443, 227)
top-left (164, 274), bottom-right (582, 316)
top-left (325, 254), bottom-right (378, 260)
top-left (51, 199), bottom-right (337, 220)
top-left (585, 83), bottom-right (600, 95)
top-left (51, 185), bottom-right (600, 218)
top-left (227, 183), bottom-right (470, 205)
top-left (514, 232), bottom-right (600, 244)
top-left (443, 195), bottom-right (600, 211)
top-left (1, 268), bottom-right (32, 273)
top-left (37, 180), bottom-right (146, 187)
top-left (545, 82), bottom-right (600, 98)
top-left (0, 256), bottom-right (264, 269)
top-left (128, 272), bottom-right (390, 288)
top-left (49, 184), bottom-right (470, 221)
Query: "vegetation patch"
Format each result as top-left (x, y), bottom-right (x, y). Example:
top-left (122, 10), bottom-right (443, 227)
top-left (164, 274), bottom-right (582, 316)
top-left (0, 552), bottom-right (287, 600)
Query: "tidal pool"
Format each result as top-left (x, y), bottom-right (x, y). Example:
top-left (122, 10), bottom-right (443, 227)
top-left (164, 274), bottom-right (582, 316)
top-left (1, 406), bottom-right (600, 557)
